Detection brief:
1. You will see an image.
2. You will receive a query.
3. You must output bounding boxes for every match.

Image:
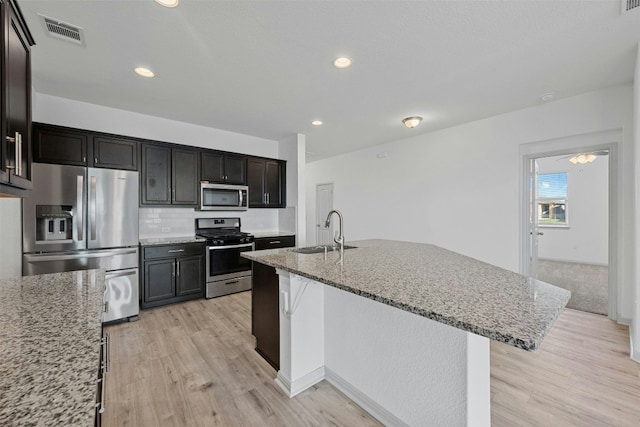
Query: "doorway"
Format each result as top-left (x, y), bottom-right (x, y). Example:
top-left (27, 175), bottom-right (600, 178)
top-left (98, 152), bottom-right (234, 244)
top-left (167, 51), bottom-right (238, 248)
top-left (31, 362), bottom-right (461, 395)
top-left (315, 183), bottom-right (334, 245)
top-left (532, 152), bottom-right (609, 315)
top-left (520, 130), bottom-right (620, 319)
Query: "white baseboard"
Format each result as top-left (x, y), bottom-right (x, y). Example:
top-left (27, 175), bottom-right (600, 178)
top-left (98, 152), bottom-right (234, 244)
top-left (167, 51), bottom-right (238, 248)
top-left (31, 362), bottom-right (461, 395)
top-left (275, 366), bottom-right (325, 398)
top-left (617, 316), bottom-right (631, 326)
top-left (324, 367), bottom-right (410, 427)
top-left (629, 323), bottom-right (640, 364)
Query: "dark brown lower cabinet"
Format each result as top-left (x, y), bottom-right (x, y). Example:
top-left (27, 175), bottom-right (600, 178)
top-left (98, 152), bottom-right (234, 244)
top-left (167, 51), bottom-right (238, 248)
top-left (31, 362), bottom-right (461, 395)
top-left (252, 235), bottom-right (296, 370)
top-left (141, 242), bottom-right (204, 309)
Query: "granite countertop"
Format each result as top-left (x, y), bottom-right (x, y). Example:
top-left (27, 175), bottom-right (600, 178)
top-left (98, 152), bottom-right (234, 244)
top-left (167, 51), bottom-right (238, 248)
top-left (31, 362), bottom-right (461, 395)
top-left (242, 239), bottom-right (571, 351)
top-left (139, 236), bottom-right (206, 246)
top-left (250, 231), bottom-right (296, 239)
top-left (0, 270), bottom-right (105, 426)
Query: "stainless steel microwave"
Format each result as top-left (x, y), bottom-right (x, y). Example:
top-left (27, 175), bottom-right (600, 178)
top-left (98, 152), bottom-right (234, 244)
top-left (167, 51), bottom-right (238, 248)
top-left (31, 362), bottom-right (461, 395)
top-left (200, 183), bottom-right (248, 211)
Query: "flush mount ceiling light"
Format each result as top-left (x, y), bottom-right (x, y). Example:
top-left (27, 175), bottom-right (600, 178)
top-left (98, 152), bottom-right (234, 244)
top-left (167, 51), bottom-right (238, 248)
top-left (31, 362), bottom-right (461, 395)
top-left (154, 0), bottom-right (179, 7)
top-left (333, 57), bottom-right (352, 68)
top-left (402, 116), bottom-right (423, 128)
top-left (540, 92), bottom-right (556, 102)
top-left (311, 120), bottom-right (323, 126)
top-left (569, 153), bottom-right (597, 164)
top-left (134, 67), bottom-right (155, 78)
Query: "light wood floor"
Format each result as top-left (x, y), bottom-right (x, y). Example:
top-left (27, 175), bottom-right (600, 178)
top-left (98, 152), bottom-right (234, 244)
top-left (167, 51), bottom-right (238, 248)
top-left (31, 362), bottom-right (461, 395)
top-left (103, 293), bottom-right (640, 426)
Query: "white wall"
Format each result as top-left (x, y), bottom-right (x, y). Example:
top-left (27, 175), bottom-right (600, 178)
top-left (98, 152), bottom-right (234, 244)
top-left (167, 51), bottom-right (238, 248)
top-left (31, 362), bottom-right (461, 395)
top-left (34, 93), bottom-right (279, 158)
top-left (0, 198), bottom-right (22, 278)
top-left (306, 84), bottom-right (635, 321)
top-left (278, 133), bottom-right (306, 244)
top-left (536, 155), bottom-right (609, 265)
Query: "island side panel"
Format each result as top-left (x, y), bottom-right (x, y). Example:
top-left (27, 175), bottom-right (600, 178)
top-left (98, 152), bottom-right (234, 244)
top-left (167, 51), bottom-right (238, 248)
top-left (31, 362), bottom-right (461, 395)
top-left (467, 333), bottom-right (491, 427)
top-left (323, 284), bottom-right (489, 427)
top-left (276, 270), bottom-right (325, 397)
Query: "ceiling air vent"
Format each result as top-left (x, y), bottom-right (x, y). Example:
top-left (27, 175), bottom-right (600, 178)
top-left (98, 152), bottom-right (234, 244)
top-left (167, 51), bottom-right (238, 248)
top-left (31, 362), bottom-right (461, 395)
top-left (39, 14), bottom-right (85, 46)
top-left (621, 0), bottom-right (640, 13)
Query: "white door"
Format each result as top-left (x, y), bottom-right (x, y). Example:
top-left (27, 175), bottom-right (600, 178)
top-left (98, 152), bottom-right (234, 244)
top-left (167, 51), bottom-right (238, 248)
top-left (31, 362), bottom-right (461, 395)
top-left (315, 183), bottom-right (333, 245)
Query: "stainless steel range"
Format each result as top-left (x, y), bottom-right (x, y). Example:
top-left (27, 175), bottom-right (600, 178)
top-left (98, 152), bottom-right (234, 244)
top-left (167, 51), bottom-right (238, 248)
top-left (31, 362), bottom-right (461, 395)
top-left (195, 217), bottom-right (254, 298)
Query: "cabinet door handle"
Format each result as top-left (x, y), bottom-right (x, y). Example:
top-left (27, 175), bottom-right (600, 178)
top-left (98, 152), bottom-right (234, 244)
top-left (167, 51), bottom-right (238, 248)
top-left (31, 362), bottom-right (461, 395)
top-left (5, 135), bottom-right (15, 142)
top-left (95, 157), bottom-right (98, 164)
top-left (104, 301), bottom-right (109, 313)
top-left (172, 263), bottom-right (175, 276)
top-left (176, 261), bottom-right (180, 276)
top-left (17, 133), bottom-right (22, 176)
top-left (167, 249), bottom-right (185, 253)
top-left (266, 193), bottom-right (270, 204)
top-left (101, 333), bottom-right (111, 373)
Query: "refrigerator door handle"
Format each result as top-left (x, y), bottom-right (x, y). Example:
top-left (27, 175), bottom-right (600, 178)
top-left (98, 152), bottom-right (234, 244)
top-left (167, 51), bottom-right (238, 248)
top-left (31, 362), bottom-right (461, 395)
top-left (77, 175), bottom-right (84, 241)
top-left (105, 268), bottom-right (138, 279)
top-left (90, 175), bottom-right (97, 241)
top-left (24, 248), bottom-right (138, 262)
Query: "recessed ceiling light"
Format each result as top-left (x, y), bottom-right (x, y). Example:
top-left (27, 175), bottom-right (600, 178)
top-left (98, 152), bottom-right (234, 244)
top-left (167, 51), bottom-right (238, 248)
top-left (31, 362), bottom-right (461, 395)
top-left (311, 120), bottom-right (323, 126)
top-left (402, 116), bottom-right (423, 128)
top-left (540, 92), bottom-right (555, 102)
top-left (333, 57), bottom-right (352, 68)
top-left (154, 0), bottom-right (179, 7)
top-left (134, 67), bottom-right (155, 78)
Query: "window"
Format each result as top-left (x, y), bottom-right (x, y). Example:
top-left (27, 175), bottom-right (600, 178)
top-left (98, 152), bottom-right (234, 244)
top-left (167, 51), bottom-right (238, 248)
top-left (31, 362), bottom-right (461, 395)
top-left (537, 172), bottom-right (568, 226)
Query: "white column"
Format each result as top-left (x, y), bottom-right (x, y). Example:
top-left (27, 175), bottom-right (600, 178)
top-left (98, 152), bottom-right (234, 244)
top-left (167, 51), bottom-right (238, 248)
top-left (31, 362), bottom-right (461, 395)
top-left (275, 270), bottom-right (325, 397)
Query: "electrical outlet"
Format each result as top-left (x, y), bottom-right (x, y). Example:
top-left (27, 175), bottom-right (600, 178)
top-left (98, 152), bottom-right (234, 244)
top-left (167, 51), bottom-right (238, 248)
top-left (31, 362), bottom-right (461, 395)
top-left (162, 227), bottom-right (170, 233)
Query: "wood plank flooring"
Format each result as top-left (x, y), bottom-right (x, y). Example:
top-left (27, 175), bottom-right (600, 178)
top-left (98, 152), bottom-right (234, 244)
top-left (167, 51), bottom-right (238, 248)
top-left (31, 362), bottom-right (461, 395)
top-left (491, 308), bottom-right (640, 426)
top-left (103, 293), bottom-right (640, 426)
top-left (102, 292), bottom-right (380, 426)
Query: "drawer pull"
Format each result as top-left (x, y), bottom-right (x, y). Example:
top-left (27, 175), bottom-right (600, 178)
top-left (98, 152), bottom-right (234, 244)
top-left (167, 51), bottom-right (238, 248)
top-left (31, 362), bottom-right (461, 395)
top-left (225, 280), bottom-right (240, 285)
top-left (167, 249), bottom-right (185, 253)
top-left (269, 240), bottom-right (281, 244)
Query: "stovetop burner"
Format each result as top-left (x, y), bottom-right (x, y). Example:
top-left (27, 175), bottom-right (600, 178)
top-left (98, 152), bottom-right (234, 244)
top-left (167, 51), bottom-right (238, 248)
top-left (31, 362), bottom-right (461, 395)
top-left (195, 217), bottom-right (254, 246)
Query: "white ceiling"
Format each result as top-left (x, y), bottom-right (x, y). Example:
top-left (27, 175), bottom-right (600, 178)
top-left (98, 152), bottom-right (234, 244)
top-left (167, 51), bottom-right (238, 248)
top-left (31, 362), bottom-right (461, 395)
top-left (19, 1), bottom-right (640, 162)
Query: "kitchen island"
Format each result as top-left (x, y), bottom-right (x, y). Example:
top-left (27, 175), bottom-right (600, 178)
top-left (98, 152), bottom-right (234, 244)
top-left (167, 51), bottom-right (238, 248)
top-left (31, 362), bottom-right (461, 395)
top-left (243, 239), bottom-right (570, 427)
top-left (0, 270), bottom-right (105, 426)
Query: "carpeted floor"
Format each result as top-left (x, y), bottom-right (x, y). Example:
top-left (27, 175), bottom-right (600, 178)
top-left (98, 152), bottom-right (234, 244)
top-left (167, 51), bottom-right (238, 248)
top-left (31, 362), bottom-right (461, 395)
top-left (537, 258), bottom-right (608, 315)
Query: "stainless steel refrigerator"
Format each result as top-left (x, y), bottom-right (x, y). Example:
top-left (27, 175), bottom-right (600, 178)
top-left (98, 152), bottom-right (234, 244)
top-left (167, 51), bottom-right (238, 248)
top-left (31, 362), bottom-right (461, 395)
top-left (22, 163), bottom-right (140, 322)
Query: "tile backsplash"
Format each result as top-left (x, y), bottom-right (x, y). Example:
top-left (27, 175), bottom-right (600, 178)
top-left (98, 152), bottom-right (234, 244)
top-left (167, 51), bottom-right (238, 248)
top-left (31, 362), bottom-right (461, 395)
top-left (139, 207), bottom-right (283, 238)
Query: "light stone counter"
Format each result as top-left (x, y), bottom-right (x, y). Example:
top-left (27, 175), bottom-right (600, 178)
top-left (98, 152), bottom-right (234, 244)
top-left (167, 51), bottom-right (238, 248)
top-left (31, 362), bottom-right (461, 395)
top-left (0, 270), bottom-right (105, 426)
top-left (250, 231), bottom-right (296, 239)
top-left (139, 236), bottom-right (206, 246)
top-left (242, 238), bottom-right (570, 351)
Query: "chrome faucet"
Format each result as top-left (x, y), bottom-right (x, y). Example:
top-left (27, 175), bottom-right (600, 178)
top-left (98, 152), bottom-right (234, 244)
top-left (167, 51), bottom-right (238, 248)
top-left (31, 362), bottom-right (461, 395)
top-left (325, 209), bottom-right (344, 253)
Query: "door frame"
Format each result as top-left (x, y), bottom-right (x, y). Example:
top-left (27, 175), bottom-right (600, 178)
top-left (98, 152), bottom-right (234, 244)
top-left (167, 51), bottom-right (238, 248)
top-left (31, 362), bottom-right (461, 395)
top-left (315, 182), bottom-right (334, 246)
top-left (519, 129), bottom-right (621, 320)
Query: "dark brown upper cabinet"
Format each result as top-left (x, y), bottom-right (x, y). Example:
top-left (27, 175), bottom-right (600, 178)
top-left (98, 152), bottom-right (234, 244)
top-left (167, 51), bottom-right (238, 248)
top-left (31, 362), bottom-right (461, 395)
top-left (33, 125), bottom-right (88, 166)
top-left (0, 0), bottom-right (35, 194)
top-left (140, 143), bottom-right (199, 207)
top-left (32, 123), bottom-right (138, 171)
top-left (201, 150), bottom-right (247, 185)
top-left (172, 148), bottom-right (199, 205)
top-left (247, 157), bottom-right (286, 208)
top-left (92, 136), bottom-right (137, 170)
top-left (140, 144), bottom-right (171, 205)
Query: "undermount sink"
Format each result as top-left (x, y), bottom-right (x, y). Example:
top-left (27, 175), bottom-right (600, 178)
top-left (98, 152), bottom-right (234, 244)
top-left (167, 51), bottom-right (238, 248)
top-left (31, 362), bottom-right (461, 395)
top-left (289, 245), bottom-right (357, 254)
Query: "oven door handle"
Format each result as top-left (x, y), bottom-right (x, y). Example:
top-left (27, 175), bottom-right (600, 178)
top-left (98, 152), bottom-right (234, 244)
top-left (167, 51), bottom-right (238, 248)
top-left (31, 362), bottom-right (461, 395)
top-left (207, 243), bottom-right (255, 250)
